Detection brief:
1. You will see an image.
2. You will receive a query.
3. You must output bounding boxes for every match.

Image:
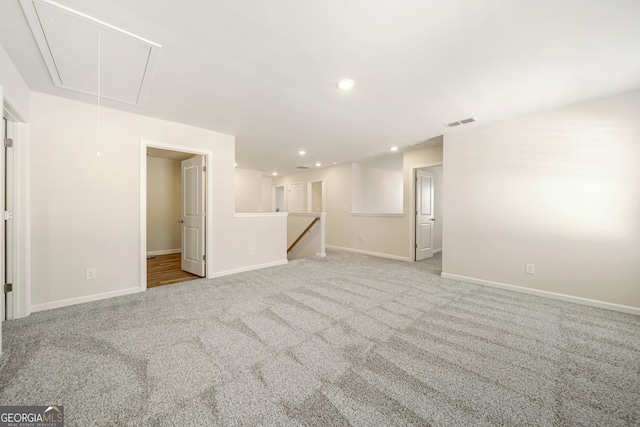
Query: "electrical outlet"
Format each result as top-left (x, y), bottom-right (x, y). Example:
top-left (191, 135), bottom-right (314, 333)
top-left (86, 268), bottom-right (97, 280)
top-left (525, 263), bottom-right (535, 275)
top-left (249, 247), bottom-right (255, 255)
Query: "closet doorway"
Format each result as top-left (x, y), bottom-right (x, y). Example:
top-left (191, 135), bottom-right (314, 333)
top-left (146, 147), bottom-right (204, 288)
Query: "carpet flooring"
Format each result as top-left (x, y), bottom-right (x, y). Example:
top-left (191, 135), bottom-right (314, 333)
top-left (1, 250), bottom-right (639, 426)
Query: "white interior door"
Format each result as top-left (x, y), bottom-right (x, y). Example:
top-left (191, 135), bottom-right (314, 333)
top-left (3, 115), bottom-right (14, 321)
top-left (416, 169), bottom-right (435, 261)
top-left (289, 182), bottom-right (303, 212)
top-left (181, 155), bottom-right (205, 276)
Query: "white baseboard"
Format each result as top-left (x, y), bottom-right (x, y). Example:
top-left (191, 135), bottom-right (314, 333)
top-left (441, 273), bottom-right (640, 316)
top-left (147, 249), bottom-right (181, 256)
top-left (326, 245), bottom-right (410, 262)
top-left (209, 259), bottom-right (288, 278)
top-left (316, 252), bottom-right (327, 258)
top-left (31, 287), bottom-right (141, 313)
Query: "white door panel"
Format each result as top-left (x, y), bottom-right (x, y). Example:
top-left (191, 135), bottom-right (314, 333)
top-left (181, 156), bottom-right (205, 276)
top-left (289, 182), bottom-right (303, 212)
top-left (416, 170), bottom-right (434, 261)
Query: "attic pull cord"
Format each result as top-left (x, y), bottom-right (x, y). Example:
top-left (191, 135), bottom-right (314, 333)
top-left (97, 32), bottom-right (101, 158)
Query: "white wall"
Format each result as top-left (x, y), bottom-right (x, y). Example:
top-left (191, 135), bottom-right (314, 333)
top-left (235, 168), bottom-right (273, 213)
top-left (30, 92), bottom-right (287, 309)
top-left (234, 168), bottom-right (263, 212)
top-left (261, 177), bottom-right (272, 212)
top-left (147, 157), bottom-right (181, 254)
top-left (352, 162), bottom-right (403, 214)
top-left (0, 42), bottom-right (30, 120)
top-left (443, 90), bottom-right (640, 309)
top-left (273, 145), bottom-right (443, 260)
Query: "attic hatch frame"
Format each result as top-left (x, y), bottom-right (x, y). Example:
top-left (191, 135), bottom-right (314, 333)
top-left (20, 0), bottom-right (161, 106)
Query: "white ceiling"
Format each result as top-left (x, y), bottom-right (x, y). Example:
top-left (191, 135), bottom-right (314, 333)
top-left (2, 0), bottom-right (640, 176)
top-left (19, 0), bottom-right (161, 105)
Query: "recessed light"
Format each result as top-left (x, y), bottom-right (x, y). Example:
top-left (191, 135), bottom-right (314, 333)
top-left (234, 162), bottom-right (238, 167)
top-left (337, 79), bottom-right (355, 90)
top-left (272, 172), bottom-right (278, 176)
top-left (390, 146), bottom-right (399, 152)
top-left (332, 162), bottom-right (337, 165)
top-left (315, 162), bottom-right (322, 167)
top-left (298, 150), bottom-right (306, 155)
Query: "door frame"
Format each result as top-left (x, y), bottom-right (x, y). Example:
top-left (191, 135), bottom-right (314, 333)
top-left (2, 99), bottom-right (29, 321)
top-left (408, 162), bottom-right (442, 261)
top-left (306, 179), bottom-right (325, 212)
top-left (139, 139), bottom-right (213, 291)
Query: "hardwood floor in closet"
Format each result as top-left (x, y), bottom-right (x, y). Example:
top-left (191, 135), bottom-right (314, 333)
top-left (147, 253), bottom-right (200, 288)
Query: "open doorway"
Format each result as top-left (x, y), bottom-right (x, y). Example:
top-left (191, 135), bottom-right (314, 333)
top-left (307, 179), bottom-right (325, 212)
top-left (411, 164), bottom-right (443, 263)
top-left (141, 142), bottom-right (210, 290)
top-left (273, 185), bottom-right (284, 212)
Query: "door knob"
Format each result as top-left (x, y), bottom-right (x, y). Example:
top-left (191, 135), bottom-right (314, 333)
top-left (430, 218), bottom-right (435, 221)
top-left (178, 220), bottom-right (184, 223)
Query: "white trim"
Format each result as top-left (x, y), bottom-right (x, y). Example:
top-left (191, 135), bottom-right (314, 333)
top-left (234, 212), bottom-right (289, 218)
top-left (326, 245), bottom-right (410, 262)
top-left (315, 252), bottom-right (327, 258)
top-left (1, 113), bottom-right (31, 320)
top-left (350, 212), bottom-right (404, 217)
top-left (441, 273), bottom-right (640, 316)
top-left (147, 249), bottom-right (181, 256)
top-left (140, 142), bottom-right (147, 292)
top-left (209, 260), bottom-right (288, 278)
top-left (2, 98), bottom-right (26, 122)
top-left (140, 139), bottom-right (214, 291)
top-left (30, 287), bottom-right (140, 313)
top-left (434, 248), bottom-right (442, 254)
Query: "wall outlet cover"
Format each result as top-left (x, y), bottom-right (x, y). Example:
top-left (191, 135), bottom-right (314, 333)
top-left (86, 268), bottom-right (97, 279)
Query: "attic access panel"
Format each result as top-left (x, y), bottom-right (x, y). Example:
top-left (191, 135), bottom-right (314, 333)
top-left (20, 0), bottom-right (161, 106)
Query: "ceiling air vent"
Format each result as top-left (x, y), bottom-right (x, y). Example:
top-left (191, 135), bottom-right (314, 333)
top-left (20, 0), bottom-right (161, 106)
top-left (296, 166), bottom-right (310, 170)
top-left (444, 117), bottom-right (477, 128)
